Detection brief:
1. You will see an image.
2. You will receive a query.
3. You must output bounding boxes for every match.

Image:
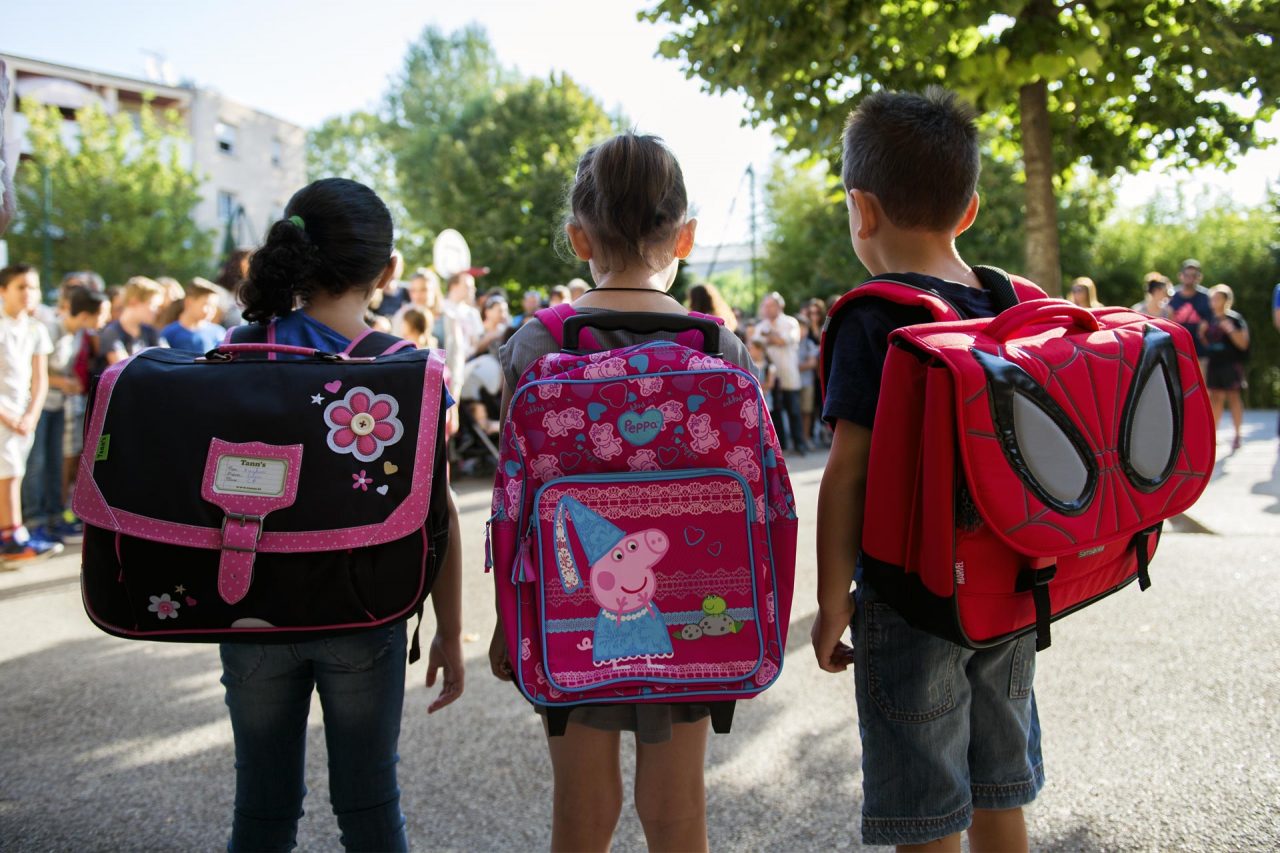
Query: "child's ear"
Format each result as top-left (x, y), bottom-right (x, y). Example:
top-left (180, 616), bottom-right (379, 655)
top-left (674, 218), bottom-right (697, 260)
top-left (849, 189), bottom-right (879, 240)
top-left (954, 192), bottom-right (980, 237)
top-left (374, 256), bottom-right (398, 291)
top-left (566, 223), bottom-right (593, 261)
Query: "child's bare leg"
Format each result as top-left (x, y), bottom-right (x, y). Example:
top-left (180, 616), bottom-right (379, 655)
top-left (0, 476), bottom-right (18, 529)
top-left (968, 806), bottom-right (1028, 853)
top-left (1228, 391), bottom-right (1245, 442)
top-left (547, 722), bottom-right (623, 852)
top-left (634, 716), bottom-right (709, 852)
top-left (898, 834), bottom-right (961, 853)
top-left (1209, 390), bottom-right (1226, 434)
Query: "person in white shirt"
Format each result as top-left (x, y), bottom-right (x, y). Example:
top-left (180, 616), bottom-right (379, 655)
top-left (752, 292), bottom-right (807, 454)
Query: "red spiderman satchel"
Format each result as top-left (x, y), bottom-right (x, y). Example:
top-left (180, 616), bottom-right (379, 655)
top-left (822, 272), bottom-right (1215, 650)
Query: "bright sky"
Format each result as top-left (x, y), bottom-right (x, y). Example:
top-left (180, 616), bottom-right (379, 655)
top-left (5, 0), bottom-right (1278, 247)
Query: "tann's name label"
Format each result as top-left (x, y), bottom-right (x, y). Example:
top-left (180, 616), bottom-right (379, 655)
top-left (213, 456), bottom-right (289, 497)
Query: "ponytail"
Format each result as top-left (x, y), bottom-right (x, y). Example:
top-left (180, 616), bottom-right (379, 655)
top-left (241, 178), bottom-right (393, 323)
top-left (566, 133), bottom-right (688, 273)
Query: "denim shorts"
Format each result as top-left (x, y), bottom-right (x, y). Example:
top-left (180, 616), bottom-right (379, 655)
top-left (852, 584), bottom-right (1044, 846)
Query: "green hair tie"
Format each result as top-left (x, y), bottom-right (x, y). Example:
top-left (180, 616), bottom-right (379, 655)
top-left (287, 215), bottom-right (305, 230)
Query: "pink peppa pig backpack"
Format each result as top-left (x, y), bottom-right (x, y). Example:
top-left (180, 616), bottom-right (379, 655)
top-left (487, 308), bottom-right (797, 734)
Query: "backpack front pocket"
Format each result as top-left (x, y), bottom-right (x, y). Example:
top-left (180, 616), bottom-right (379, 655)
top-left (530, 469), bottom-right (766, 695)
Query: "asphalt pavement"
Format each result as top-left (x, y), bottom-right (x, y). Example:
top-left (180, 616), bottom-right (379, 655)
top-left (0, 412), bottom-right (1276, 852)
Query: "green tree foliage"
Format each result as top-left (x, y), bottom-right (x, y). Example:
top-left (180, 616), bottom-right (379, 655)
top-left (397, 72), bottom-right (614, 292)
top-left (644, 0), bottom-right (1279, 293)
top-left (8, 102), bottom-right (214, 286)
top-left (307, 111), bottom-right (414, 253)
top-left (760, 152), bottom-right (1115, 304)
top-left (308, 25), bottom-right (617, 293)
top-left (759, 158), bottom-right (860, 307)
top-left (1089, 190), bottom-right (1279, 404)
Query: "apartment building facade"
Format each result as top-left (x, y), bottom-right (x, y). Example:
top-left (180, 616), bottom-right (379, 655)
top-left (1, 52), bottom-right (305, 255)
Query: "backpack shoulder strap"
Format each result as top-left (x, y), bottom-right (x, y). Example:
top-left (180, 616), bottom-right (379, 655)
top-left (534, 304), bottom-right (591, 350)
top-left (680, 311), bottom-right (724, 349)
top-left (819, 278), bottom-right (962, 397)
top-left (226, 323), bottom-right (270, 345)
top-left (972, 265), bottom-right (1048, 311)
top-left (344, 329), bottom-right (414, 358)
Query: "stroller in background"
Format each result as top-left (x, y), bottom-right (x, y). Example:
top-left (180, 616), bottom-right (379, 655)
top-left (453, 352), bottom-right (503, 477)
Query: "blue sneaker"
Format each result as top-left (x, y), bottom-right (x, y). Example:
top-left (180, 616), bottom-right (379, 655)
top-left (1, 535), bottom-right (63, 568)
top-left (51, 519), bottom-right (83, 544)
top-left (28, 524), bottom-right (63, 546)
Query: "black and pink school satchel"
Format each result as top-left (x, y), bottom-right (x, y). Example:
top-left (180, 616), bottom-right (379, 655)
top-left (74, 327), bottom-right (450, 659)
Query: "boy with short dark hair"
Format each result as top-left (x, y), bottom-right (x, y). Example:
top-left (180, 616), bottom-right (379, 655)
top-left (814, 87), bottom-right (1042, 851)
top-left (160, 278), bottom-right (226, 353)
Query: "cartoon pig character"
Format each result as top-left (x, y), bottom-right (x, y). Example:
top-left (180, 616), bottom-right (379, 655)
top-left (627, 448), bottom-right (660, 472)
top-left (740, 399), bottom-right (759, 429)
top-left (688, 355), bottom-right (724, 372)
top-left (589, 422), bottom-right (624, 460)
top-left (582, 357), bottom-right (627, 380)
top-left (725, 446), bottom-right (761, 481)
top-left (687, 413), bottom-right (721, 453)
top-left (543, 408), bottom-right (585, 438)
top-left (530, 454), bottom-right (563, 480)
top-left (657, 400), bottom-right (685, 426)
top-left (555, 496), bottom-right (674, 667)
top-left (537, 383), bottom-right (562, 400)
top-left (636, 376), bottom-right (664, 397)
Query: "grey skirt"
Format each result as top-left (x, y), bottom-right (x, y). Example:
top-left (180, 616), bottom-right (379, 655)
top-left (538, 703), bottom-right (711, 744)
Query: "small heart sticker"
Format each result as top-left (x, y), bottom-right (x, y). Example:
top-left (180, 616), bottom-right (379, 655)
top-left (324, 380), bottom-right (342, 394)
top-left (185, 596), bottom-right (198, 606)
top-left (383, 461), bottom-right (399, 475)
top-left (376, 484), bottom-right (390, 496)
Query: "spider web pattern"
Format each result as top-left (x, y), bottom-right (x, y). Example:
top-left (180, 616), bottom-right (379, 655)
top-left (955, 326), bottom-right (1211, 549)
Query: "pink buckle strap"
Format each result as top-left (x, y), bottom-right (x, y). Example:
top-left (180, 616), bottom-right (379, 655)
top-left (218, 513), bottom-right (263, 604)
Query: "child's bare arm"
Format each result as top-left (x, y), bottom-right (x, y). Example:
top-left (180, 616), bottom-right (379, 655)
top-left (812, 419), bottom-right (872, 673)
top-left (19, 353), bottom-right (48, 435)
top-left (426, 488), bottom-right (465, 712)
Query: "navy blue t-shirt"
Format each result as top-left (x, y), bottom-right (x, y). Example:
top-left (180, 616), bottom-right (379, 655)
top-left (1167, 286), bottom-right (1212, 356)
top-left (822, 273), bottom-right (996, 429)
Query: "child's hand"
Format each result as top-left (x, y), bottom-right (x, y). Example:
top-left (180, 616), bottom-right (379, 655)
top-left (811, 592), bottom-right (857, 673)
top-left (15, 412), bottom-right (37, 436)
top-left (425, 631), bottom-right (464, 713)
top-left (488, 623), bottom-right (513, 681)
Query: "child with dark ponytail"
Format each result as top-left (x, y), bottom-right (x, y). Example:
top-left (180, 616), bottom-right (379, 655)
top-left (222, 178), bottom-right (464, 852)
top-left (490, 134), bottom-right (750, 852)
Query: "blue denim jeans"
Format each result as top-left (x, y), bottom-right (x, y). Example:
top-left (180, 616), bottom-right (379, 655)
top-left (21, 407), bottom-right (64, 526)
top-left (852, 584), bottom-right (1043, 846)
top-left (219, 622), bottom-right (409, 852)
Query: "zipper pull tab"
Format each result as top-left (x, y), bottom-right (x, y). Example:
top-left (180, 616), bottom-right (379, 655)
top-left (483, 517), bottom-right (494, 573)
top-left (512, 536), bottom-right (537, 584)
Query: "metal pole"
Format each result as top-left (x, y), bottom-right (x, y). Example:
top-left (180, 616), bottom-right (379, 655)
top-left (41, 165), bottom-right (53, 285)
top-left (747, 163), bottom-right (759, 307)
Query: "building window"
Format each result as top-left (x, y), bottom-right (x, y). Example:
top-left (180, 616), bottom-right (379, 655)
top-left (218, 191), bottom-right (238, 223)
top-left (271, 138), bottom-right (283, 168)
top-left (216, 121), bottom-right (237, 155)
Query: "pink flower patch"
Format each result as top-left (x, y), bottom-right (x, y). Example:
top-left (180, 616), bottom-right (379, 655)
top-left (352, 470), bottom-right (372, 491)
top-left (324, 386), bottom-right (405, 463)
top-left (147, 593), bottom-right (181, 620)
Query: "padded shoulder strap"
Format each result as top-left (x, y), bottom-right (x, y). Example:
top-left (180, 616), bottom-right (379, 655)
top-left (226, 323), bottom-right (269, 345)
top-left (819, 278), bottom-right (963, 398)
top-left (344, 329), bottom-right (414, 358)
top-left (534, 305), bottom-right (723, 353)
top-left (534, 304), bottom-right (584, 349)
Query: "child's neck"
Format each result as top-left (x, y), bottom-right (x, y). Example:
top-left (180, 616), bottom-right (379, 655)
top-left (1, 304), bottom-right (25, 321)
top-left (862, 230), bottom-right (978, 288)
top-left (303, 291), bottom-right (372, 341)
top-left (178, 311), bottom-right (204, 330)
top-left (119, 312), bottom-right (144, 335)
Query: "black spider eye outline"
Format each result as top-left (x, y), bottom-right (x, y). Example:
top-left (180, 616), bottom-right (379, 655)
top-left (1119, 325), bottom-right (1182, 492)
top-left (972, 348), bottom-right (1098, 516)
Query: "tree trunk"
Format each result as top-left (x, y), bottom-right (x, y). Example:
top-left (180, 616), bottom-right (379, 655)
top-left (1019, 80), bottom-right (1062, 295)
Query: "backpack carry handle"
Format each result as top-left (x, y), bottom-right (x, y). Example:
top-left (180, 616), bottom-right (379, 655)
top-left (562, 312), bottom-right (723, 355)
top-left (204, 343), bottom-right (348, 362)
top-left (984, 299), bottom-right (1101, 343)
